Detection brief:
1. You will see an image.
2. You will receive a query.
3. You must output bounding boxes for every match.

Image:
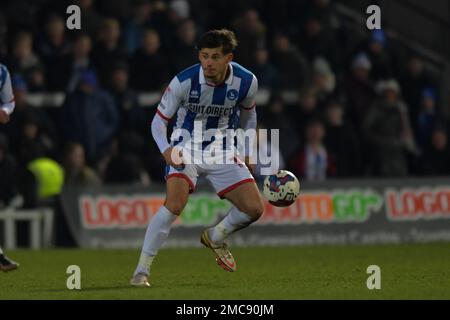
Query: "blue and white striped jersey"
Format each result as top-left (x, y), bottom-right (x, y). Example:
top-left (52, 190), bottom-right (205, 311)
top-left (156, 62), bottom-right (258, 149)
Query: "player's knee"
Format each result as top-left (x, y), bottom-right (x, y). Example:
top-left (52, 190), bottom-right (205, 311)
top-left (244, 200), bottom-right (264, 221)
top-left (164, 199), bottom-right (187, 216)
top-left (254, 201), bottom-right (265, 220)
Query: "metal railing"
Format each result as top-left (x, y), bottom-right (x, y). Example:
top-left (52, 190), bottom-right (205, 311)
top-left (0, 207), bottom-right (54, 249)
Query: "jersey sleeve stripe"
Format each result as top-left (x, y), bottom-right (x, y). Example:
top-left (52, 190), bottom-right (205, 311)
top-left (240, 102), bottom-right (256, 110)
top-left (156, 109), bottom-right (171, 121)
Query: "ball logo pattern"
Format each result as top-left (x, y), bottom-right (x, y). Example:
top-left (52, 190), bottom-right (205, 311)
top-left (263, 170), bottom-right (300, 207)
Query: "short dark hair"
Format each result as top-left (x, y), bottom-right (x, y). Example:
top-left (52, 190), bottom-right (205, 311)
top-left (196, 29), bottom-right (238, 54)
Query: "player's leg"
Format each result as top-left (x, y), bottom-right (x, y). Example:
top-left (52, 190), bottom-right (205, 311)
top-left (210, 181), bottom-right (264, 243)
top-left (201, 162), bottom-right (264, 272)
top-left (201, 180), bottom-right (263, 272)
top-left (0, 246), bottom-right (19, 272)
top-left (130, 175), bottom-right (192, 287)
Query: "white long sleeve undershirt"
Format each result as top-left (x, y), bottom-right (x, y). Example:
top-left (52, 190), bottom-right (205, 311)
top-left (151, 113), bottom-right (171, 154)
top-left (239, 106), bottom-right (257, 130)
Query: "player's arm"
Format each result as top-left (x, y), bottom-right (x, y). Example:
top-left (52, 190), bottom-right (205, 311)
top-left (151, 76), bottom-right (184, 168)
top-left (0, 66), bottom-right (15, 124)
top-left (239, 75), bottom-right (258, 173)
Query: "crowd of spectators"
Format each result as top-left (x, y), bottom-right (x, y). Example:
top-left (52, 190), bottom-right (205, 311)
top-left (0, 0), bottom-right (449, 209)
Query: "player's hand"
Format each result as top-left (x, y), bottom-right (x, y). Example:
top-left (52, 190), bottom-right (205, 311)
top-left (245, 156), bottom-right (256, 175)
top-left (162, 146), bottom-right (185, 170)
top-left (0, 109), bottom-right (10, 124)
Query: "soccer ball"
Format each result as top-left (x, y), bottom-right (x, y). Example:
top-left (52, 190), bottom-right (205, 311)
top-left (263, 170), bottom-right (300, 207)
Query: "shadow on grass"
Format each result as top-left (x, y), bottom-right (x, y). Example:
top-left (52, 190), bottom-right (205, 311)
top-left (32, 281), bottom-right (226, 294)
top-left (31, 285), bottom-right (136, 293)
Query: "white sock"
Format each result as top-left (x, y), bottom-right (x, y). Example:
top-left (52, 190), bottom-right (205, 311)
top-left (134, 251), bottom-right (155, 276)
top-left (0, 247), bottom-right (3, 255)
top-left (209, 206), bottom-right (256, 245)
top-left (134, 206), bottom-right (177, 276)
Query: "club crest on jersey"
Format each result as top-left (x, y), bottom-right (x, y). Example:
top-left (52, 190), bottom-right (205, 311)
top-left (226, 89), bottom-right (238, 101)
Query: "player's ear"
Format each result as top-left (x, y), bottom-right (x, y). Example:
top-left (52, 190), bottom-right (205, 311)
top-left (226, 52), bottom-right (233, 62)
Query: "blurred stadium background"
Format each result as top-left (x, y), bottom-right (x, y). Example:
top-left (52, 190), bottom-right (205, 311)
top-left (0, 0), bottom-right (450, 299)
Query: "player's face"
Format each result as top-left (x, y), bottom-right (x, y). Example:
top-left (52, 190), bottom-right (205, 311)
top-left (199, 47), bottom-right (232, 81)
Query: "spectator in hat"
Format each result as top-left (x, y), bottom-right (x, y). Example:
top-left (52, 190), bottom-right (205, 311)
top-left (160, 0), bottom-right (192, 49)
top-left (400, 52), bottom-right (437, 127)
top-left (416, 87), bottom-right (439, 150)
top-left (363, 79), bottom-right (417, 176)
top-left (61, 70), bottom-right (119, 165)
top-left (312, 57), bottom-right (336, 103)
top-left (364, 29), bottom-right (395, 81)
top-left (168, 0), bottom-right (190, 24)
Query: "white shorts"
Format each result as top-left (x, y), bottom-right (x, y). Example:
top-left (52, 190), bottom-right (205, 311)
top-left (164, 156), bottom-right (255, 199)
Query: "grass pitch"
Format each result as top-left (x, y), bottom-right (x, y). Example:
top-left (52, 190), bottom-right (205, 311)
top-left (1, 243), bottom-right (450, 299)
